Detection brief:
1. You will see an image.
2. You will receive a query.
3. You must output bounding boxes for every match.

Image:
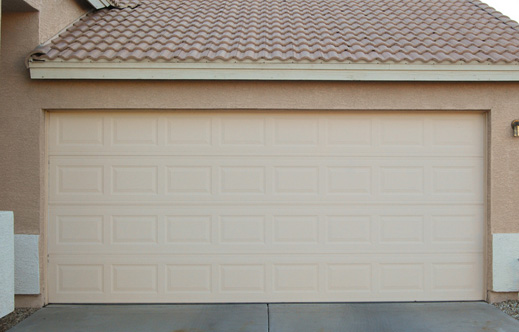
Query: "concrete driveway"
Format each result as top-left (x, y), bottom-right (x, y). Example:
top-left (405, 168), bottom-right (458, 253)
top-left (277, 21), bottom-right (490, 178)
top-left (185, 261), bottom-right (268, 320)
top-left (8, 302), bottom-right (519, 332)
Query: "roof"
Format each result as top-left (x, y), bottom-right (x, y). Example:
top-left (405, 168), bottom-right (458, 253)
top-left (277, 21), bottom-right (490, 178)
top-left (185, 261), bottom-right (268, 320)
top-left (26, 0), bottom-right (519, 80)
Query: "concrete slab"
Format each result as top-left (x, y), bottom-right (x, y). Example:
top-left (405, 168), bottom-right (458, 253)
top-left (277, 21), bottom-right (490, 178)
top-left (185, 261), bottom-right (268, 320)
top-left (269, 302), bottom-right (519, 332)
top-left (8, 302), bottom-right (519, 332)
top-left (9, 304), bottom-right (267, 332)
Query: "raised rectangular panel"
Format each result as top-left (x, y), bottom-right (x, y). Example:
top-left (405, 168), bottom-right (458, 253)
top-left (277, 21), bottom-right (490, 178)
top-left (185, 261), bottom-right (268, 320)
top-left (380, 264), bottom-right (424, 291)
top-left (327, 167), bottom-right (371, 194)
top-left (166, 216), bottom-right (212, 244)
top-left (274, 265), bottom-right (318, 292)
top-left (327, 264), bottom-right (371, 291)
top-left (221, 118), bottom-right (265, 145)
top-left (166, 265), bottom-right (211, 292)
top-left (220, 265), bottom-right (265, 292)
top-left (58, 265), bottom-right (103, 293)
top-left (112, 216), bottom-right (158, 244)
top-left (326, 216), bottom-right (371, 243)
top-left (57, 215), bottom-right (103, 244)
top-left (0, 212), bottom-right (13, 317)
top-left (220, 167), bottom-right (265, 194)
top-left (433, 167), bottom-right (474, 194)
top-left (273, 216), bottom-right (319, 243)
top-left (113, 116), bottom-right (157, 145)
top-left (220, 216), bottom-right (265, 243)
top-left (432, 215), bottom-right (480, 243)
top-left (274, 167), bottom-right (318, 194)
top-left (327, 118), bottom-right (372, 146)
top-left (432, 119), bottom-right (476, 147)
top-left (380, 216), bottom-right (424, 243)
top-left (58, 166), bottom-right (103, 194)
top-left (167, 167), bottom-right (211, 194)
top-left (380, 167), bottom-right (424, 194)
top-left (432, 263), bottom-right (477, 290)
top-left (57, 115), bottom-right (103, 145)
top-left (167, 117), bottom-right (212, 145)
top-left (112, 265), bottom-right (158, 293)
top-left (112, 166), bottom-right (158, 194)
top-left (14, 235), bottom-right (40, 295)
top-left (274, 118), bottom-right (319, 146)
top-left (493, 234), bottom-right (519, 291)
top-left (380, 118), bottom-right (424, 146)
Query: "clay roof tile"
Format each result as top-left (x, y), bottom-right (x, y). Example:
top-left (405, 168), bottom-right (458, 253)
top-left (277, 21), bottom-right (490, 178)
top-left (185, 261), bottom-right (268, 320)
top-left (30, 0), bottom-right (519, 64)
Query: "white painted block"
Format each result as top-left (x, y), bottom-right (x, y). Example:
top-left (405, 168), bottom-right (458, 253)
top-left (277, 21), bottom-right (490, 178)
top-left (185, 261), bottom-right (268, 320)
top-left (0, 212), bottom-right (14, 318)
top-left (493, 234), bottom-right (519, 292)
top-left (15, 235), bottom-right (40, 294)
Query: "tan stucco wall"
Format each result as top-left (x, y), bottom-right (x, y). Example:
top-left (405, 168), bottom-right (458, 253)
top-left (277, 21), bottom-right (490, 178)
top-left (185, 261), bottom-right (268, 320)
top-left (23, 0), bottom-right (41, 10)
top-left (22, 0), bottom-right (89, 44)
top-left (2, 12), bottom-right (519, 305)
top-left (488, 291), bottom-right (519, 304)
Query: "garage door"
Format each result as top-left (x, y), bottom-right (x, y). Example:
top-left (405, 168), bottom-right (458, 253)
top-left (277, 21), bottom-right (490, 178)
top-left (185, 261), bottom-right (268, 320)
top-left (47, 111), bottom-right (485, 303)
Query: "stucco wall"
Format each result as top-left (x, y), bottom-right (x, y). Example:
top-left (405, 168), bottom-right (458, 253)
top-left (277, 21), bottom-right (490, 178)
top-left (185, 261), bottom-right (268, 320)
top-left (2, 11), bottom-right (519, 305)
top-left (25, 0), bottom-right (89, 44)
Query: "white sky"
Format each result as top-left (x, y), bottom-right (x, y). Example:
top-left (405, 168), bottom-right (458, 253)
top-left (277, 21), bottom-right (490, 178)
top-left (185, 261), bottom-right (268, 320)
top-left (482, 0), bottom-right (519, 23)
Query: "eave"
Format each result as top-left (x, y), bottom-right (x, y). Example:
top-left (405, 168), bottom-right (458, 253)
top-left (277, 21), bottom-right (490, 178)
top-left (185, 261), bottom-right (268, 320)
top-left (28, 61), bottom-right (519, 81)
top-left (85, 0), bottom-right (112, 9)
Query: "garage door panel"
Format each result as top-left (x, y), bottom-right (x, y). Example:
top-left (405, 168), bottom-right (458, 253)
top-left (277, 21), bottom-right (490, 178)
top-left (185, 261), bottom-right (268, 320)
top-left (48, 253), bottom-right (484, 303)
top-left (48, 111), bottom-right (485, 303)
top-left (49, 112), bottom-right (484, 157)
top-left (48, 206), bottom-right (484, 255)
top-left (49, 157), bottom-right (483, 203)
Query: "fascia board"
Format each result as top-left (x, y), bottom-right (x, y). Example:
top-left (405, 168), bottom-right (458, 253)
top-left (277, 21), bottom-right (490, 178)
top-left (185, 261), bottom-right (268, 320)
top-left (28, 61), bottom-right (519, 81)
top-left (85, 0), bottom-right (111, 9)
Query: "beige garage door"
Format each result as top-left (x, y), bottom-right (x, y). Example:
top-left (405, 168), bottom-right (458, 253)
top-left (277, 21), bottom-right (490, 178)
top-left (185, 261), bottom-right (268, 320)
top-left (47, 111), bottom-right (485, 303)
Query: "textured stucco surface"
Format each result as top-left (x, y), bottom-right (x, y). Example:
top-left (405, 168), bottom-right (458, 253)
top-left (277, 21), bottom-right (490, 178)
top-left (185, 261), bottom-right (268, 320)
top-left (0, 212), bottom-right (14, 318)
top-left (37, 0), bottom-right (89, 44)
top-left (14, 235), bottom-right (40, 295)
top-left (493, 234), bottom-right (519, 292)
top-left (25, 0), bottom-right (90, 43)
top-left (488, 291), bottom-right (519, 304)
top-left (21, 0), bottom-right (40, 10)
top-left (2, 10), bottom-right (519, 304)
top-left (2, 0), bottom-right (38, 12)
top-left (14, 295), bottom-right (44, 308)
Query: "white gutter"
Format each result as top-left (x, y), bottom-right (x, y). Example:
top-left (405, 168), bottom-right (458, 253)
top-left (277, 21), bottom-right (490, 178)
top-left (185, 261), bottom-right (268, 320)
top-left (85, 0), bottom-right (112, 9)
top-left (84, 0), bottom-right (140, 9)
top-left (28, 61), bottom-right (519, 81)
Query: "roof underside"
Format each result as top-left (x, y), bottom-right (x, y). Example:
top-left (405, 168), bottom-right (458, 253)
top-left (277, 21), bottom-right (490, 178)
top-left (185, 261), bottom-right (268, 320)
top-left (29, 0), bottom-right (519, 65)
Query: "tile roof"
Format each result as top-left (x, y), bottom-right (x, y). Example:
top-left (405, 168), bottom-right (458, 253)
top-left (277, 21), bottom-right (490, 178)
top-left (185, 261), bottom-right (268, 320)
top-left (29, 0), bottom-right (519, 64)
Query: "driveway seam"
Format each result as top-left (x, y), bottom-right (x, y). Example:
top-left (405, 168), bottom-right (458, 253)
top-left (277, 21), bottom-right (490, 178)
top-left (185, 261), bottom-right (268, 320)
top-left (267, 303), bottom-right (270, 332)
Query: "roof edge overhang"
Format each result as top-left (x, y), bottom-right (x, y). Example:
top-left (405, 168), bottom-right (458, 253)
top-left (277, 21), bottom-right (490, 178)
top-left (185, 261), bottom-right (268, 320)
top-left (85, 0), bottom-right (140, 9)
top-left (86, 0), bottom-right (113, 9)
top-left (28, 61), bottom-right (519, 81)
